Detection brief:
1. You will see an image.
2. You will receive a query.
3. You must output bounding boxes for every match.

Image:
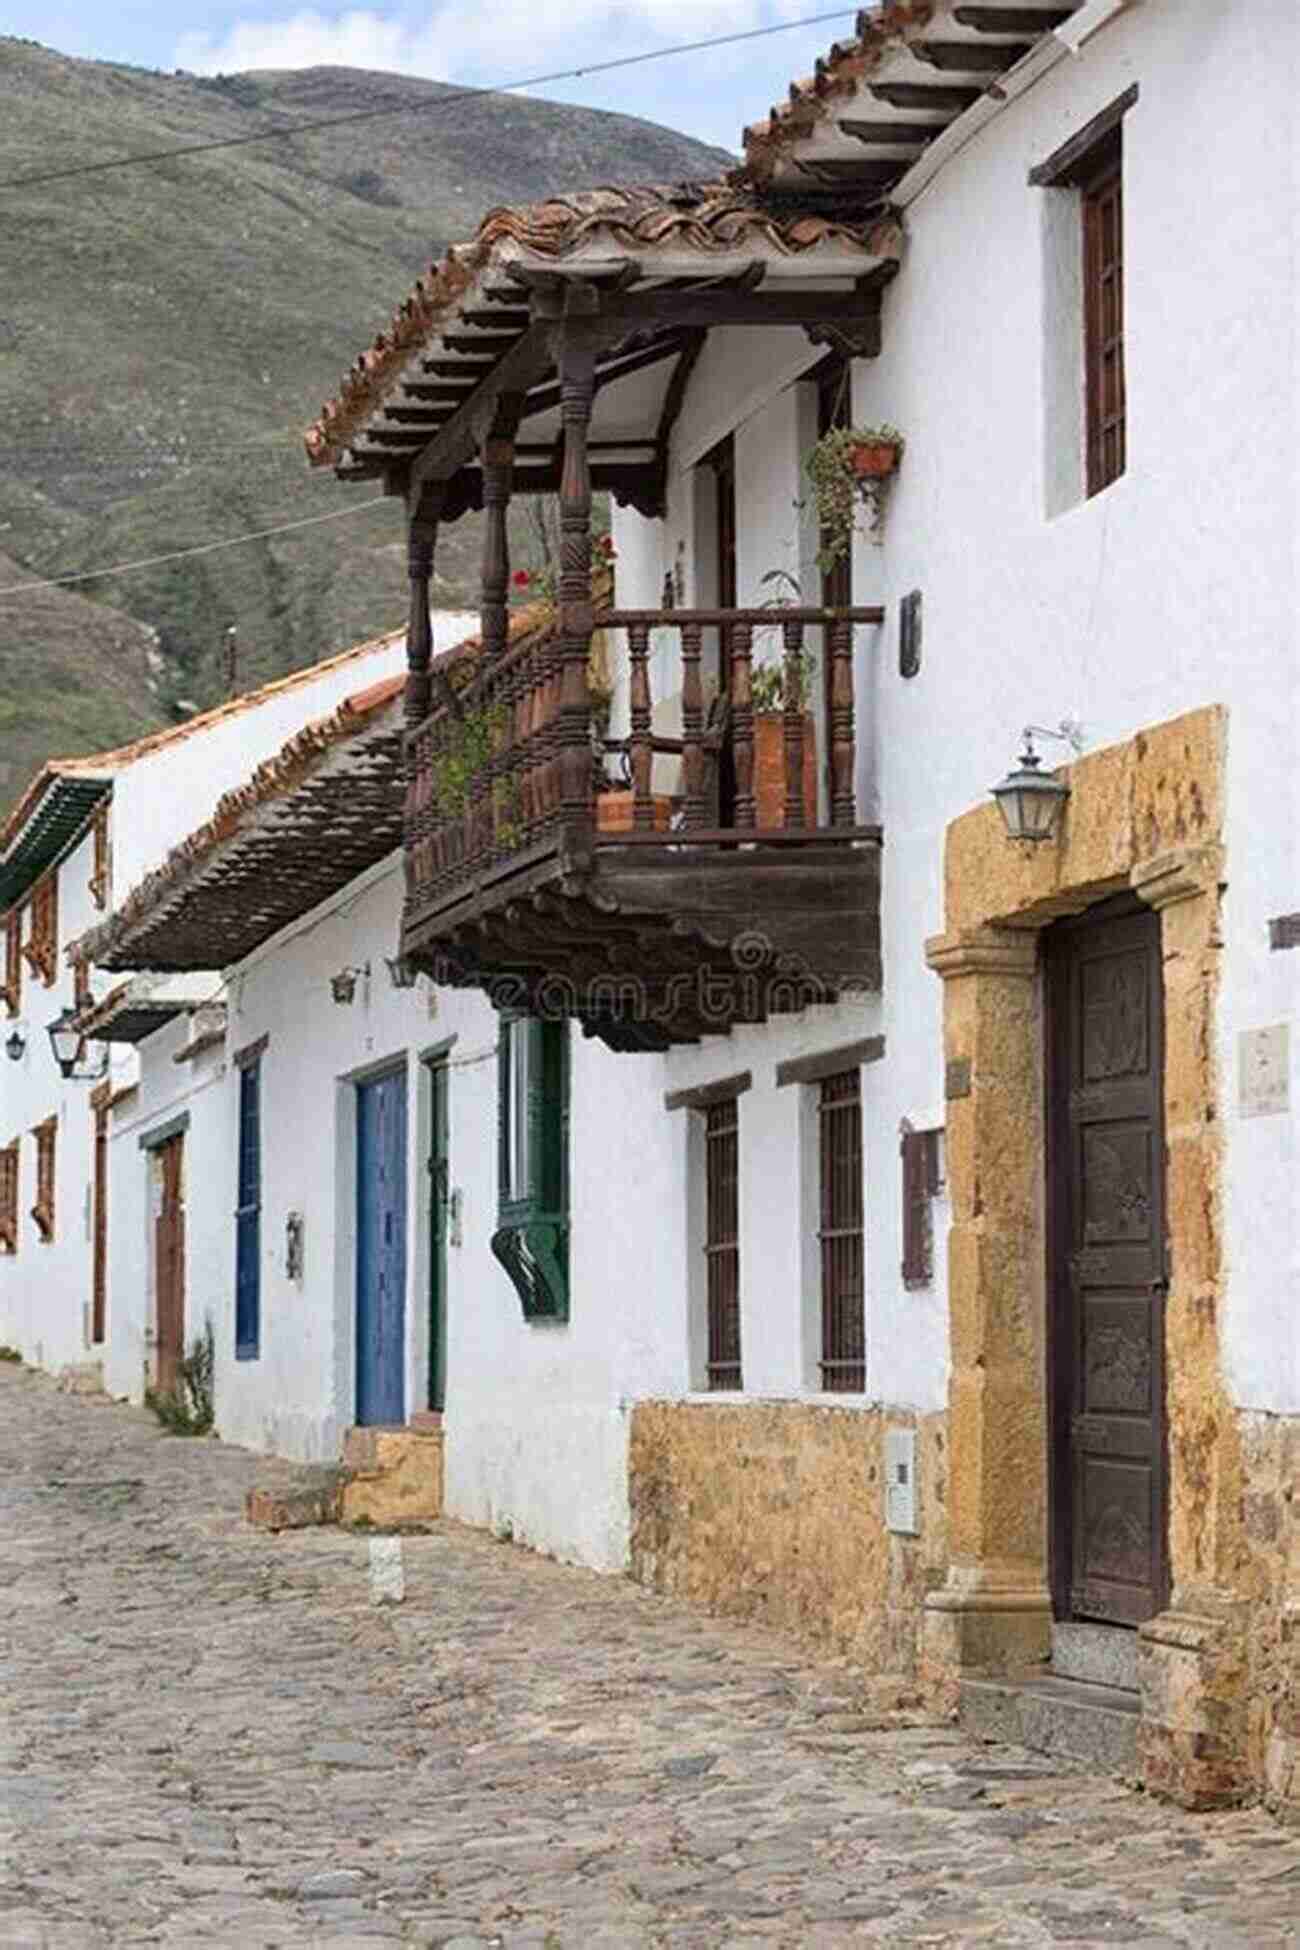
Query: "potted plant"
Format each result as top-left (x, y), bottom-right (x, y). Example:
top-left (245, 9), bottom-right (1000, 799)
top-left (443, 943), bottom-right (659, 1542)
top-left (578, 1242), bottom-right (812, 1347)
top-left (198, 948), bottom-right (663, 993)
top-left (749, 649), bottom-right (817, 829)
top-left (805, 423), bottom-right (905, 568)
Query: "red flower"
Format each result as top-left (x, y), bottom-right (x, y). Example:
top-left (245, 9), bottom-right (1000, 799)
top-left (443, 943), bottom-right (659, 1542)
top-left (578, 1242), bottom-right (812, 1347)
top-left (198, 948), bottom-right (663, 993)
top-left (511, 568), bottom-right (532, 588)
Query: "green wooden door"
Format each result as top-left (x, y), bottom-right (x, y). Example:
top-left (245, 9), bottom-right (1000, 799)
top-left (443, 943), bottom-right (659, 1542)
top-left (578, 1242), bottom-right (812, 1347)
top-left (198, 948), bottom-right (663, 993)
top-left (427, 1055), bottom-right (449, 1413)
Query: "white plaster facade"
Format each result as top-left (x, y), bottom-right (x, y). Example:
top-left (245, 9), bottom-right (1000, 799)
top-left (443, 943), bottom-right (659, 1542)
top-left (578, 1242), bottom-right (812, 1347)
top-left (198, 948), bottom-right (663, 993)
top-left (610, 0), bottom-right (1300, 1431)
top-left (0, 616), bottom-right (472, 1378)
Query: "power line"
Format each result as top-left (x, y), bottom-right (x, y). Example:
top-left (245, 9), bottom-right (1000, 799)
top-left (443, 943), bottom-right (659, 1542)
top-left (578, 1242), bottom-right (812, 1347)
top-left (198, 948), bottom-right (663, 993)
top-left (0, 494), bottom-right (394, 599)
top-left (0, 11), bottom-right (856, 191)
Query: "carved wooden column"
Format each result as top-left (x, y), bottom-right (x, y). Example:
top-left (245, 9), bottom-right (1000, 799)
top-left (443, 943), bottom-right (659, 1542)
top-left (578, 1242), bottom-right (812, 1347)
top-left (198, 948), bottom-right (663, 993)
top-left (404, 484), bottom-right (442, 732)
top-left (555, 319), bottom-right (598, 830)
top-left (480, 396), bottom-right (522, 662)
top-left (403, 483), bottom-right (443, 905)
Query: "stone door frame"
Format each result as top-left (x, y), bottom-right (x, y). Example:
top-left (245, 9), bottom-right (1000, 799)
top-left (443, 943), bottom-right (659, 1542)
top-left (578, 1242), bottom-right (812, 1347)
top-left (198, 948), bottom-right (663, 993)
top-left (920, 708), bottom-right (1248, 1807)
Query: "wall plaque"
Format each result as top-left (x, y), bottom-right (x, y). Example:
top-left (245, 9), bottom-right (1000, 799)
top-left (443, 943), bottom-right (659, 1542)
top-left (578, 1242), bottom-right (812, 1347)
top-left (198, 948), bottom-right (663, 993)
top-left (945, 1057), bottom-right (972, 1101)
top-left (1239, 1024), bottom-right (1290, 1119)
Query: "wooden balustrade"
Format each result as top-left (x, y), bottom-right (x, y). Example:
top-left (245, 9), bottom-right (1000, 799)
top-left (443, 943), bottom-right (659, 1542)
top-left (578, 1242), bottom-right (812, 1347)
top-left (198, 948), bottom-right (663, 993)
top-left (405, 604), bottom-right (883, 911)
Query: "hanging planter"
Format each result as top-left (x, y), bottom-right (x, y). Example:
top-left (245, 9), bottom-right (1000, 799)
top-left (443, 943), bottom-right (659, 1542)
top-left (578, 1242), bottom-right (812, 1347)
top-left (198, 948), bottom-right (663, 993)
top-left (805, 423), bottom-right (905, 568)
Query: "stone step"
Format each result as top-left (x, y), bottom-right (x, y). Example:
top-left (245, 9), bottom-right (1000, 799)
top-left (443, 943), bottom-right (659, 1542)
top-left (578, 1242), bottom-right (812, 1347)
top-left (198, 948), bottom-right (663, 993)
top-left (245, 1466), bottom-right (343, 1531)
top-left (960, 1670), bottom-right (1139, 1776)
top-left (1052, 1620), bottom-right (1139, 1692)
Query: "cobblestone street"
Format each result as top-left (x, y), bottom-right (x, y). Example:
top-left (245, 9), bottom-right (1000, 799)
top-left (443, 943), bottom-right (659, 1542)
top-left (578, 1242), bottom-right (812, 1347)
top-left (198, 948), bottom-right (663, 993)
top-left (0, 1366), bottom-right (1296, 1949)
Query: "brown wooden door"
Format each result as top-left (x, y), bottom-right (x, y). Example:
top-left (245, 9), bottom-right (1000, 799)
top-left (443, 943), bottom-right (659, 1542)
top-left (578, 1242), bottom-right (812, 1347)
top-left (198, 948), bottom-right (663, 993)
top-left (154, 1134), bottom-right (186, 1395)
top-left (1047, 899), bottom-right (1168, 1627)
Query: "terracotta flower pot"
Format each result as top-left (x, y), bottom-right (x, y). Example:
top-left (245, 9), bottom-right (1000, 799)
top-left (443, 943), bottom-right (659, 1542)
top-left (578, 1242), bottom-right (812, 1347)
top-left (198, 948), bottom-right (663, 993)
top-left (753, 713), bottom-right (817, 829)
top-left (596, 790), bottom-right (672, 835)
top-left (850, 440), bottom-right (900, 480)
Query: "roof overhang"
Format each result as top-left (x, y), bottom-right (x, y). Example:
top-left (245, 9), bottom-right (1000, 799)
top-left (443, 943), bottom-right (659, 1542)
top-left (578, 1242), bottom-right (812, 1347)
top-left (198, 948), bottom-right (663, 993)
top-left (75, 973), bottom-right (223, 1046)
top-left (75, 684), bottom-right (409, 974)
top-left (0, 771), bottom-right (112, 910)
top-left (306, 181), bottom-right (903, 512)
top-left (743, 2), bottom-right (1089, 201)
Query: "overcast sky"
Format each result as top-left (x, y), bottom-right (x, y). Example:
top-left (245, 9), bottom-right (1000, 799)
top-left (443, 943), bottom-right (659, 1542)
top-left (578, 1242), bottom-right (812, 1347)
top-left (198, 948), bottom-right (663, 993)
top-left (7, 2), bottom-right (861, 153)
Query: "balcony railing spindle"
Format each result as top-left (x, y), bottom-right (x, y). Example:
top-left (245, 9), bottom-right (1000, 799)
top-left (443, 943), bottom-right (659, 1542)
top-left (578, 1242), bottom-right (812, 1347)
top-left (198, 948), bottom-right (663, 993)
top-left (782, 616), bottom-right (806, 829)
top-left (628, 621), bottom-right (654, 830)
top-left (829, 614), bottom-right (856, 828)
top-left (730, 619), bottom-right (755, 830)
top-left (680, 619), bottom-right (706, 829)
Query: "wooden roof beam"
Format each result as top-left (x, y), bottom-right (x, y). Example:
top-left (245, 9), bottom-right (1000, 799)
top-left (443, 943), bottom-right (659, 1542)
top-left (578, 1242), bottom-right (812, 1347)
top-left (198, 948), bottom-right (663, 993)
top-left (409, 321), bottom-right (554, 491)
top-left (911, 38), bottom-right (1033, 70)
top-left (837, 118), bottom-right (945, 147)
top-left (953, 6), bottom-right (1073, 30)
top-left (868, 80), bottom-right (983, 111)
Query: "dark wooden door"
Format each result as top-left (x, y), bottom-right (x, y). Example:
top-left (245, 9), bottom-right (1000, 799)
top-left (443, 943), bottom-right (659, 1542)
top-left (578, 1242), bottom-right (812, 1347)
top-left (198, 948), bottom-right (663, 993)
top-left (426, 1056), bottom-right (449, 1414)
top-left (154, 1134), bottom-right (185, 1395)
top-left (356, 1066), bottom-right (407, 1426)
top-left (1047, 900), bottom-right (1168, 1627)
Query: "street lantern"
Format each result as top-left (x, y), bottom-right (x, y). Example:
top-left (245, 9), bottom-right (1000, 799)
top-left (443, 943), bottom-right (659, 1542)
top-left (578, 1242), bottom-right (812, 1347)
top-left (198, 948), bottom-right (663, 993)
top-left (991, 730), bottom-right (1072, 844)
top-left (45, 1007), bottom-right (105, 1081)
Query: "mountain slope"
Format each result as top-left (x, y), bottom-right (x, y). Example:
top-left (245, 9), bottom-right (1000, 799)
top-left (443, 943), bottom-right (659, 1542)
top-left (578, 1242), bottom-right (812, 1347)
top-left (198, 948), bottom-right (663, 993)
top-left (0, 41), bottom-right (730, 805)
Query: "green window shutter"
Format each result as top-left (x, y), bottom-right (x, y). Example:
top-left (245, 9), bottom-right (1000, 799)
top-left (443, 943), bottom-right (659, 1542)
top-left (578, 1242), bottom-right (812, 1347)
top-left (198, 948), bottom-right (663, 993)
top-left (491, 1014), bottom-right (570, 1321)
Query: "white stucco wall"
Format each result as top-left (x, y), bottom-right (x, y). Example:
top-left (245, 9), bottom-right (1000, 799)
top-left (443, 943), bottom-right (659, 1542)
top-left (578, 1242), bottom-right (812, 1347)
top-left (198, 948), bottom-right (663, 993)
top-left (0, 820), bottom-right (136, 1372)
top-left (613, 0), bottom-right (1300, 1421)
top-left (107, 856), bottom-right (680, 1570)
top-left (106, 614), bottom-right (473, 899)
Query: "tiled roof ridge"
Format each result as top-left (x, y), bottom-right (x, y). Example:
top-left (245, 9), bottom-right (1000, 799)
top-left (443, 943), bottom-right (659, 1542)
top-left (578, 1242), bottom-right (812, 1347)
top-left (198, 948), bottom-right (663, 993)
top-left (70, 597), bottom-right (557, 970)
top-left (0, 620), bottom-right (412, 863)
top-left (305, 177), bottom-right (901, 471)
top-left (741, 3), bottom-right (938, 181)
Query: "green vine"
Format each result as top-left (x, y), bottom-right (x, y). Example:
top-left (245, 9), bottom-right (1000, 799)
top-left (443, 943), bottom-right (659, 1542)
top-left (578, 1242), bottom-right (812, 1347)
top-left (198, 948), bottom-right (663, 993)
top-left (805, 424), bottom-right (904, 570)
top-left (431, 702), bottom-right (508, 816)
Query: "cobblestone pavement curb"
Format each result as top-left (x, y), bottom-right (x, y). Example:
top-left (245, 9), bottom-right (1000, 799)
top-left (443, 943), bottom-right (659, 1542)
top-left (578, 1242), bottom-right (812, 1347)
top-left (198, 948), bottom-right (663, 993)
top-left (0, 1365), bottom-right (1296, 1947)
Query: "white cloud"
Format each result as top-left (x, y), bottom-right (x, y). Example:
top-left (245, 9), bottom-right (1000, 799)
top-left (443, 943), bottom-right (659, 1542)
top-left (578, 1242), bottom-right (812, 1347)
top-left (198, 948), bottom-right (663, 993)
top-left (174, 1), bottom-right (778, 82)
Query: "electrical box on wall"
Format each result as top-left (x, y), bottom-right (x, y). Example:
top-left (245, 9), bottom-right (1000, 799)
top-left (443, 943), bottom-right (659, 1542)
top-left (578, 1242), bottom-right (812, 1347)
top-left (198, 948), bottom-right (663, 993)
top-left (884, 1427), bottom-right (919, 1535)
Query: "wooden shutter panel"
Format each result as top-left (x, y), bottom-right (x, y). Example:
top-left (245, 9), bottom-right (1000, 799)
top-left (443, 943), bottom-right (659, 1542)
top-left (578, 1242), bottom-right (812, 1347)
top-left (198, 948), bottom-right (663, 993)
top-left (900, 1126), bottom-right (930, 1289)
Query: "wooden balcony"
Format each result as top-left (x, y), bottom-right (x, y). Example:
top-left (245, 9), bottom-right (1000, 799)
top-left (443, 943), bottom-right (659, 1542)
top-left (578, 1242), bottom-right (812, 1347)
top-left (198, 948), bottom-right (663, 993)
top-left (403, 604), bottom-right (883, 1050)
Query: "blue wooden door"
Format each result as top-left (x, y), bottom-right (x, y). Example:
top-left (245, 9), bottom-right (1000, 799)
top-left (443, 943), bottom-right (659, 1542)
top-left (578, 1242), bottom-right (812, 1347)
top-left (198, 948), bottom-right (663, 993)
top-left (356, 1066), bottom-right (407, 1426)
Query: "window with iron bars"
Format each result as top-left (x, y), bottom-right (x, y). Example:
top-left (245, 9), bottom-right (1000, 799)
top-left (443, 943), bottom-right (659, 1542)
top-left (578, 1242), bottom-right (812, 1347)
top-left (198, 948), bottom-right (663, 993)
top-left (818, 1069), bottom-right (865, 1392)
top-left (703, 1096), bottom-right (741, 1390)
top-left (1082, 132), bottom-right (1125, 498)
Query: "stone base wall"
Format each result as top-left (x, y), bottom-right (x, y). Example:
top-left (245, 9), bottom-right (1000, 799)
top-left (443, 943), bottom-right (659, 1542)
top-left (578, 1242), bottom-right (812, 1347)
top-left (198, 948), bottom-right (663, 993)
top-left (1239, 1410), bottom-right (1300, 1816)
top-left (628, 1400), bottom-right (947, 1680)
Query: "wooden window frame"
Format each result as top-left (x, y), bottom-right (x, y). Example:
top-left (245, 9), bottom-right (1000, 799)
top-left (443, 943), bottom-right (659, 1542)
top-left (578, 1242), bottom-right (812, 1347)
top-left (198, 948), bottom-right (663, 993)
top-left (1081, 135), bottom-right (1124, 497)
top-left (2, 909), bottom-right (21, 1019)
top-left (31, 1116), bottom-right (56, 1244)
top-left (901, 1125), bottom-right (944, 1290)
top-left (0, 1140), bottom-right (18, 1256)
top-left (703, 1093), bottom-right (742, 1391)
top-left (22, 875), bottom-right (58, 988)
top-left (818, 1069), bottom-right (865, 1393)
top-left (491, 1015), bottom-right (570, 1321)
top-left (88, 805), bottom-right (111, 910)
top-left (1031, 87), bottom-right (1136, 503)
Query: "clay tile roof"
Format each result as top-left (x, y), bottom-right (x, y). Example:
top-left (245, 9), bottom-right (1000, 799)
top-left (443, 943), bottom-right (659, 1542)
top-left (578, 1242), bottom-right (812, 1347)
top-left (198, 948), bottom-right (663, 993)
top-left (71, 600), bottom-right (557, 975)
top-left (740, 3), bottom-right (939, 177)
top-left (0, 620), bottom-right (413, 908)
top-left (305, 178), bottom-right (901, 472)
